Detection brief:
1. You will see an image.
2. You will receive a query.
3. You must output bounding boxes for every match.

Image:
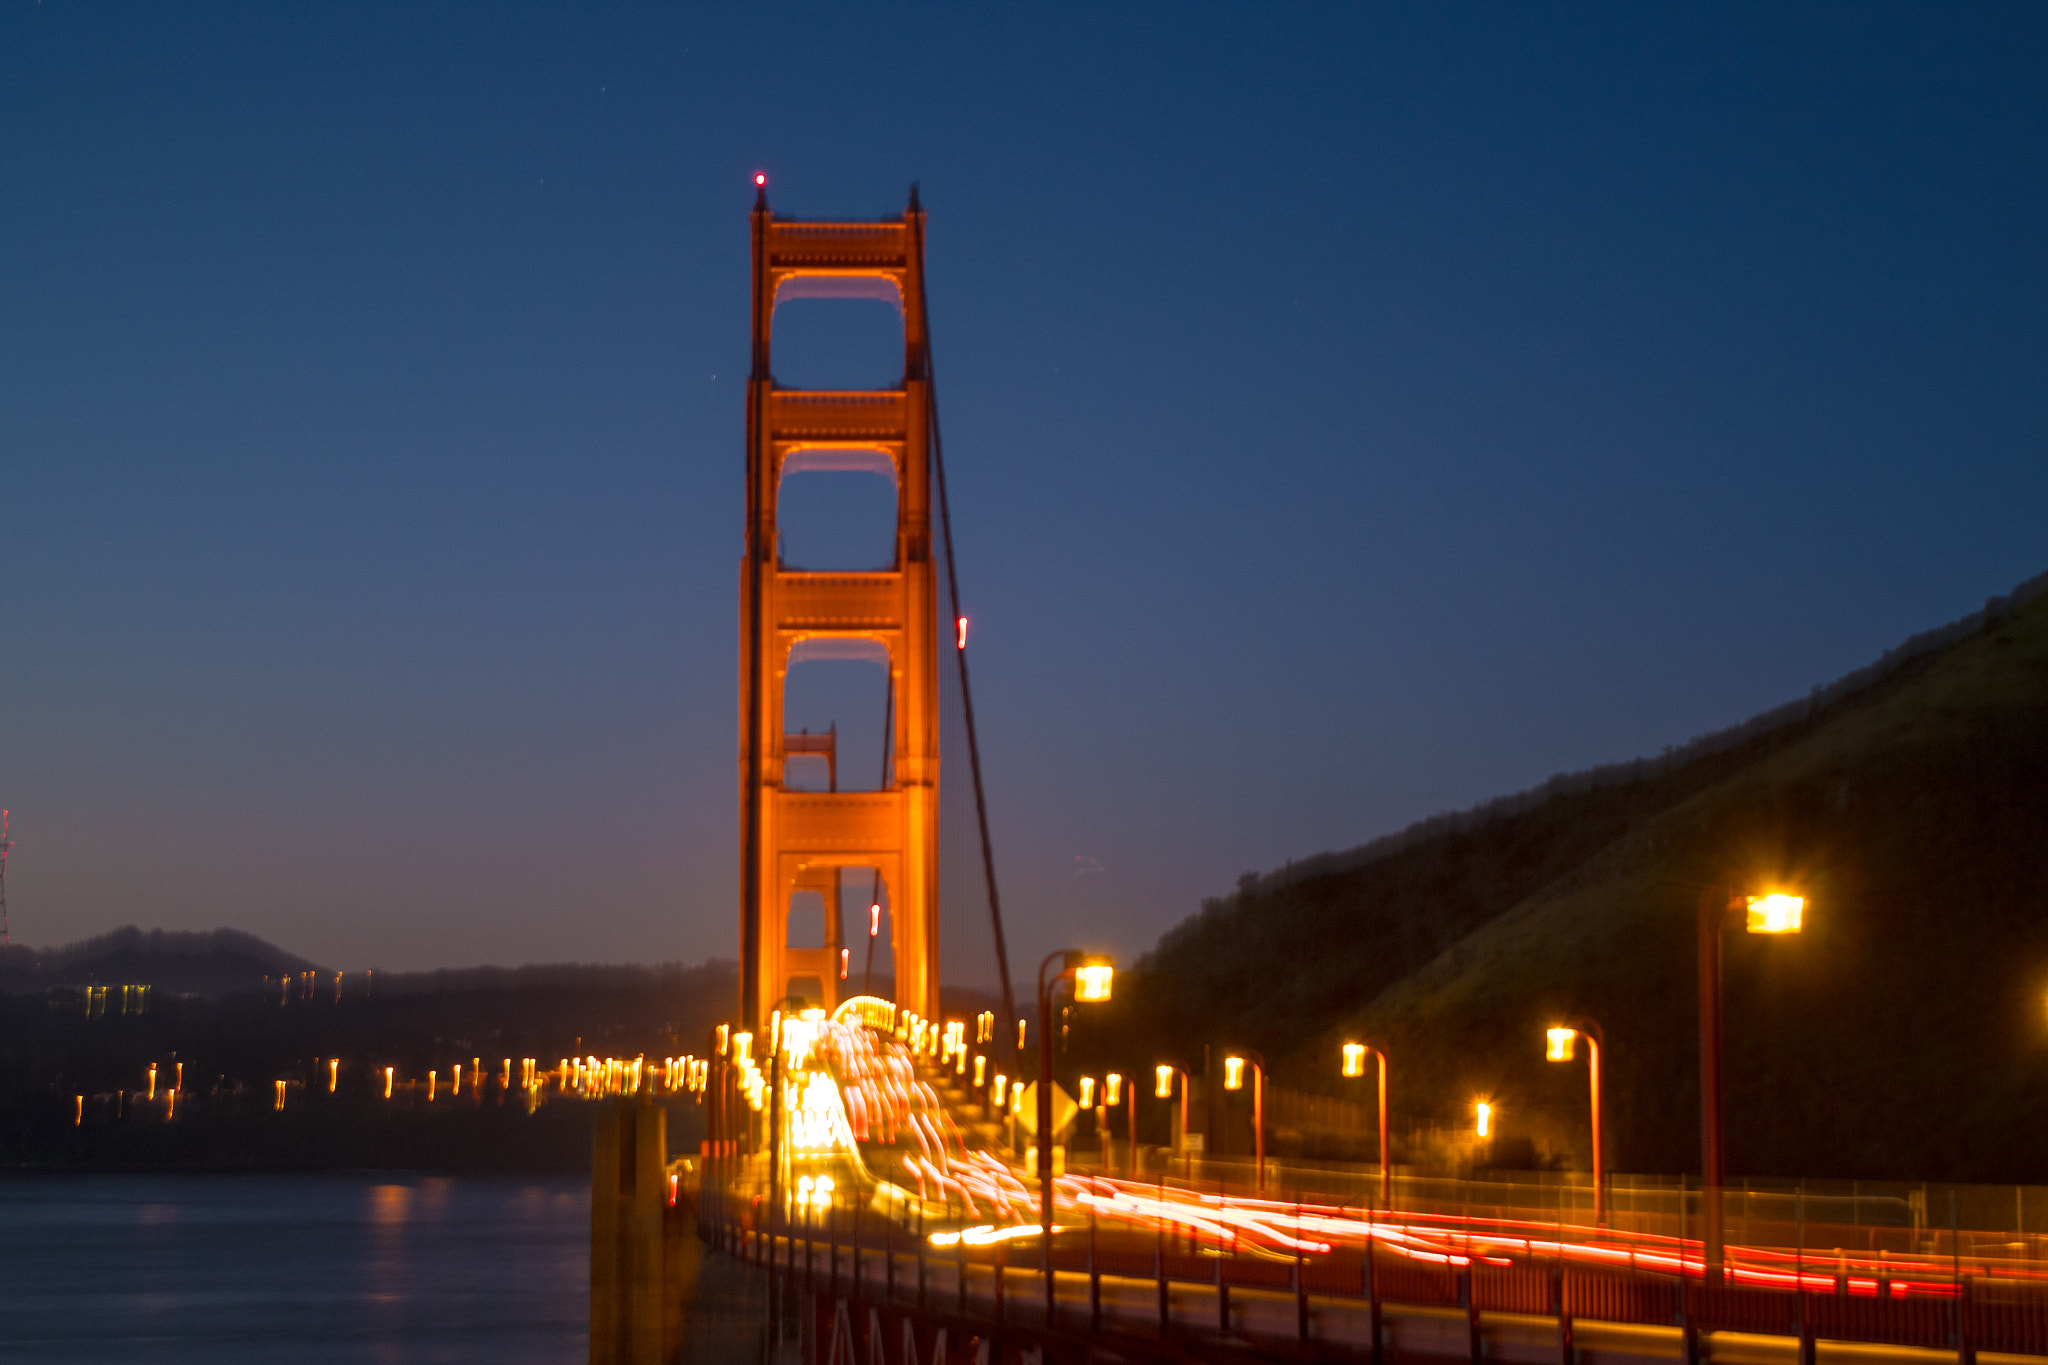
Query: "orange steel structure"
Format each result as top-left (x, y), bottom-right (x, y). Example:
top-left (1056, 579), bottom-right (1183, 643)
top-left (738, 186), bottom-right (939, 1029)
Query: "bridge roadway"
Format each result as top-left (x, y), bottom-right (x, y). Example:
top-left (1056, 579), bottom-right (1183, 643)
top-left (672, 1011), bottom-right (2048, 1365)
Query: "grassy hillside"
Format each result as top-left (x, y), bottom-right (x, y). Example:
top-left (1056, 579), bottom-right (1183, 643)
top-left (1084, 575), bottom-right (2048, 1184)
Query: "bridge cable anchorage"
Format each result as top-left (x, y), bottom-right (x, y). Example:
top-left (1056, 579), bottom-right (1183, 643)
top-left (909, 195), bottom-right (1019, 1056)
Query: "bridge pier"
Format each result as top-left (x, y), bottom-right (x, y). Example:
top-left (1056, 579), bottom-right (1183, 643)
top-left (591, 1098), bottom-right (683, 1365)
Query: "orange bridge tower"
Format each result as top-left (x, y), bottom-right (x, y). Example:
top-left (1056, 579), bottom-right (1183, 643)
top-left (738, 186), bottom-right (940, 1029)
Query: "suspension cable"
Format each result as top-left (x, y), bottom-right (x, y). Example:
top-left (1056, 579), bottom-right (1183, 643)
top-left (909, 190), bottom-right (1018, 1054)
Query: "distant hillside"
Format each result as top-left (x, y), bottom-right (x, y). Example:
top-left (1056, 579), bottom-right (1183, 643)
top-left (1087, 570), bottom-right (2048, 1184)
top-left (0, 926), bottom-right (322, 998)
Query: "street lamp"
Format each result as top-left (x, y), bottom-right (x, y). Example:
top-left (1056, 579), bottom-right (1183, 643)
top-left (1037, 949), bottom-right (1113, 1314)
top-left (1155, 1061), bottom-right (1193, 1173)
top-left (1104, 1072), bottom-right (1134, 1174)
top-left (1700, 887), bottom-right (1805, 1282)
top-left (1223, 1049), bottom-right (1267, 1193)
top-left (1341, 1040), bottom-right (1393, 1209)
top-left (1544, 1019), bottom-right (1605, 1224)
top-left (766, 995), bottom-right (812, 1242)
top-left (863, 900), bottom-right (881, 996)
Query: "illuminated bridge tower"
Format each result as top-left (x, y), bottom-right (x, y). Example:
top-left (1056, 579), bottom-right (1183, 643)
top-left (738, 186), bottom-right (940, 1029)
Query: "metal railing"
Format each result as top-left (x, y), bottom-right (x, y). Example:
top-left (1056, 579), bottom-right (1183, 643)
top-left (686, 1156), bottom-right (2048, 1363)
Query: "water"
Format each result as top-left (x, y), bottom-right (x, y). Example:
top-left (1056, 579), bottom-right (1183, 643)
top-left (0, 1174), bottom-right (587, 1363)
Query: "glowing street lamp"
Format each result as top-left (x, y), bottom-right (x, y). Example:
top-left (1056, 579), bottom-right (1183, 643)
top-left (1154, 1061), bottom-right (1193, 1170)
top-left (1747, 893), bottom-right (1803, 934)
top-left (1475, 1101), bottom-right (1492, 1139)
top-left (1545, 1019), bottom-right (1605, 1223)
top-left (863, 901), bottom-right (881, 995)
top-left (1223, 1049), bottom-right (1268, 1193)
top-left (1700, 887), bottom-right (1806, 1282)
top-left (1036, 949), bottom-right (1113, 1313)
top-left (1340, 1041), bottom-right (1393, 1208)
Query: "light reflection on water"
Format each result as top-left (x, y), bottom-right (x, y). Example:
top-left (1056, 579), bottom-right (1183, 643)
top-left (0, 1174), bottom-right (586, 1363)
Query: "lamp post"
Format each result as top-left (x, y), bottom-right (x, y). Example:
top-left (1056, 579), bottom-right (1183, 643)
top-left (1038, 949), bottom-right (1113, 1316)
top-left (1223, 1050), bottom-right (1267, 1193)
top-left (863, 900), bottom-right (881, 997)
top-left (1544, 1020), bottom-right (1605, 1224)
top-left (766, 995), bottom-right (811, 1248)
top-left (1341, 1041), bottom-right (1393, 1209)
top-left (1700, 887), bottom-right (1804, 1283)
top-left (1155, 1062), bottom-right (1192, 1175)
top-left (1104, 1072), bottom-right (1134, 1174)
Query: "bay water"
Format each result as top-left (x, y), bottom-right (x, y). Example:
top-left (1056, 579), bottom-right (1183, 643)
top-left (0, 1174), bottom-right (587, 1363)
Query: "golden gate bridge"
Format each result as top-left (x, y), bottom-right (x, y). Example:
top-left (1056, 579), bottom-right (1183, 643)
top-left (585, 186), bottom-right (2048, 1365)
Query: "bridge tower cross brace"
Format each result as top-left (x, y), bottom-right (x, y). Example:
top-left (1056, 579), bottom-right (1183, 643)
top-left (739, 187), bottom-right (940, 1030)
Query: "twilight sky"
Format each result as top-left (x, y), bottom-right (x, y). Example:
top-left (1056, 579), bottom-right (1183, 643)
top-left (1, 5), bottom-right (2044, 985)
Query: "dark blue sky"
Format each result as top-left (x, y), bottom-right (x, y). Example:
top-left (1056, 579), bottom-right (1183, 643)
top-left (2, 5), bottom-right (2043, 982)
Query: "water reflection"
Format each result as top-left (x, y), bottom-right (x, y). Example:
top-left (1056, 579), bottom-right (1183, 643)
top-left (0, 1175), bottom-right (586, 1363)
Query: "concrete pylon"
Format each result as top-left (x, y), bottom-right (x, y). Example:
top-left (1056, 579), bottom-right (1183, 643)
top-left (590, 1099), bottom-right (678, 1365)
top-left (738, 187), bottom-right (941, 1030)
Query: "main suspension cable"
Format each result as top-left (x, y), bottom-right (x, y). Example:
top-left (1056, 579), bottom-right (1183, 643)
top-left (909, 190), bottom-right (1018, 1055)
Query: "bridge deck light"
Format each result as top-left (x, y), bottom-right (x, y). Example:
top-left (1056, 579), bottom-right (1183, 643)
top-left (1546, 1027), bottom-right (1577, 1063)
top-left (1154, 1064), bottom-right (1173, 1099)
top-left (1073, 960), bottom-right (1113, 1002)
top-left (1223, 1056), bottom-right (1246, 1091)
top-left (1342, 1042), bottom-right (1366, 1078)
top-left (1078, 1076), bottom-right (1095, 1109)
top-left (1746, 893), bottom-right (1804, 934)
top-left (1476, 1101), bottom-right (1492, 1138)
top-left (1105, 1073), bottom-right (1122, 1106)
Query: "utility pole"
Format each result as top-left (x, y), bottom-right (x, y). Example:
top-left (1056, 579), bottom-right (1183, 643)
top-left (1, 809), bottom-right (11, 945)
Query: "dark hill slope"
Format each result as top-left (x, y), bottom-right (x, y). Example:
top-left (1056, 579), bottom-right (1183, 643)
top-left (0, 927), bottom-right (321, 998)
top-left (1336, 582), bottom-right (2048, 1183)
top-left (1093, 574), bottom-right (2048, 1184)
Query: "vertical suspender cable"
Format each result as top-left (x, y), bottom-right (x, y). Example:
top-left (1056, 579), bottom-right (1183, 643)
top-left (908, 190), bottom-right (1018, 1051)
